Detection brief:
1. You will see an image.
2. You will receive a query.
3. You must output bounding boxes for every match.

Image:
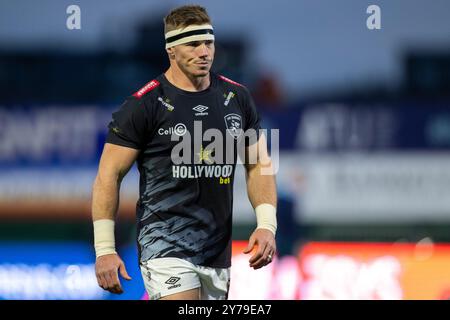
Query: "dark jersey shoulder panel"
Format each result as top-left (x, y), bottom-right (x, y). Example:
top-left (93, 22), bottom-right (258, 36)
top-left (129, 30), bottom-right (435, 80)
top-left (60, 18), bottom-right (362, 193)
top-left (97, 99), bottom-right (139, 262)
top-left (217, 75), bottom-right (261, 149)
top-left (107, 74), bottom-right (261, 149)
top-left (218, 75), bottom-right (261, 133)
top-left (105, 80), bottom-right (160, 149)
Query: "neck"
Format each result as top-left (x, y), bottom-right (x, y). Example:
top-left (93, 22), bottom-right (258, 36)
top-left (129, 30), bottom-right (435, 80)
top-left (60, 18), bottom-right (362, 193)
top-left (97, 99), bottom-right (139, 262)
top-left (165, 65), bottom-right (210, 92)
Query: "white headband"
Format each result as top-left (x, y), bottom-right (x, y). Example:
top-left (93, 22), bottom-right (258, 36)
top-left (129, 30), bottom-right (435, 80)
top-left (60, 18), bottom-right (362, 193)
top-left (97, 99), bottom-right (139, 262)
top-left (165, 24), bottom-right (214, 49)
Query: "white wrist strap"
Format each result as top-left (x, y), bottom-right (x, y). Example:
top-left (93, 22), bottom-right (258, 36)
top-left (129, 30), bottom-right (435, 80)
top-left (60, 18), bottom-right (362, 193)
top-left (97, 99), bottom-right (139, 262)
top-left (255, 203), bottom-right (277, 236)
top-left (93, 219), bottom-right (117, 258)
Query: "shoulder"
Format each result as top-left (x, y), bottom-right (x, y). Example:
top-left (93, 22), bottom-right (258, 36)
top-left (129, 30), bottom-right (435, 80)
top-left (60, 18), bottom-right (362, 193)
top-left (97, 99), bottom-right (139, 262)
top-left (217, 74), bottom-right (245, 88)
top-left (216, 74), bottom-right (251, 97)
top-left (131, 78), bottom-right (161, 100)
top-left (115, 79), bottom-right (160, 114)
top-left (118, 78), bottom-right (162, 111)
top-left (216, 74), bottom-right (253, 103)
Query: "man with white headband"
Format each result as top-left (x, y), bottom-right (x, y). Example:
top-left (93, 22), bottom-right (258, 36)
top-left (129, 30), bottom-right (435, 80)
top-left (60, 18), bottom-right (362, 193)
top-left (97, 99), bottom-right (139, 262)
top-left (92, 4), bottom-right (277, 300)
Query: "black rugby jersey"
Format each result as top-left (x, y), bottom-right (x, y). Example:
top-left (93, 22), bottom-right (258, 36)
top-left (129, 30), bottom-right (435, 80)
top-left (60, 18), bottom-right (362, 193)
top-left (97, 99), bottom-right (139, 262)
top-left (106, 72), bottom-right (260, 268)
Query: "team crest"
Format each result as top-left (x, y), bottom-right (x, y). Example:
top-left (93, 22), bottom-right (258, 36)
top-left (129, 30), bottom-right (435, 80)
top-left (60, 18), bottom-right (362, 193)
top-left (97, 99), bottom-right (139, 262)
top-left (224, 113), bottom-right (242, 139)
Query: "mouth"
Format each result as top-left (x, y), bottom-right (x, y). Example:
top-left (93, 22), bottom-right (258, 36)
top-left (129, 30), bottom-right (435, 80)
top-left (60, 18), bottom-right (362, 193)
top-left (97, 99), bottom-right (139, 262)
top-left (195, 61), bottom-right (210, 65)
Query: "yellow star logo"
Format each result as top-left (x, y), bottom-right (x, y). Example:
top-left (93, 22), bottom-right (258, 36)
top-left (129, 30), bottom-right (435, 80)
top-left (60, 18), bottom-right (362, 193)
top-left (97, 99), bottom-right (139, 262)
top-left (197, 145), bottom-right (213, 164)
top-left (112, 126), bottom-right (121, 134)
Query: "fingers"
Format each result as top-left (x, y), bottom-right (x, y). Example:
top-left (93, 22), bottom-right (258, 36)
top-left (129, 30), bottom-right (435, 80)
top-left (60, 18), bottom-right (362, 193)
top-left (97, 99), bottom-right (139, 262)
top-left (262, 244), bottom-right (274, 265)
top-left (119, 262), bottom-right (132, 281)
top-left (243, 236), bottom-right (256, 254)
top-left (251, 245), bottom-right (276, 269)
top-left (248, 229), bottom-right (277, 270)
top-left (95, 256), bottom-right (125, 294)
top-left (109, 270), bottom-right (124, 294)
top-left (105, 270), bottom-right (123, 294)
top-left (249, 242), bottom-right (268, 269)
top-left (96, 273), bottom-right (108, 290)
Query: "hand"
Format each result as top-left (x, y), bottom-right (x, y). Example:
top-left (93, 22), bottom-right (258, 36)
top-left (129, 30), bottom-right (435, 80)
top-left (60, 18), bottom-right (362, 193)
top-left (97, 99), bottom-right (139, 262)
top-left (243, 228), bottom-right (277, 270)
top-left (95, 253), bottom-right (132, 294)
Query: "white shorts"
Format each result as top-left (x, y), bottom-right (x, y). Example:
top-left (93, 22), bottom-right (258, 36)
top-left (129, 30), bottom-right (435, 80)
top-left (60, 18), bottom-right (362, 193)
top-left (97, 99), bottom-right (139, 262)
top-left (140, 257), bottom-right (230, 300)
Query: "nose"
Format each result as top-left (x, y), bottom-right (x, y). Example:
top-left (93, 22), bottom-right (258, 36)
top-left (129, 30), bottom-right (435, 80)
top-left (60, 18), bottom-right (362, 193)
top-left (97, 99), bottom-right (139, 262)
top-left (197, 43), bottom-right (209, 57)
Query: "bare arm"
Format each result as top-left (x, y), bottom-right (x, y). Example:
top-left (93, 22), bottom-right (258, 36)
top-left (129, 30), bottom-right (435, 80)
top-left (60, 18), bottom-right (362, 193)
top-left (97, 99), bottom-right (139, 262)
top-left (243, 133), bottom-right (277, 269)
top-left (245, 134), bottom-right (277, 209)
top-left (92, 143), bottom-right (139, 294)
top-left (92, 143), bottom-right (139, 221)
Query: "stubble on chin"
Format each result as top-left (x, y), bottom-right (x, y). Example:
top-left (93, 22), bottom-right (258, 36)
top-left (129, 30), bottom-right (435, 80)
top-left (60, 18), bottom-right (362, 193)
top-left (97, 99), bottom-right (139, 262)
top-left (192, 67), bottom-right (210, 77)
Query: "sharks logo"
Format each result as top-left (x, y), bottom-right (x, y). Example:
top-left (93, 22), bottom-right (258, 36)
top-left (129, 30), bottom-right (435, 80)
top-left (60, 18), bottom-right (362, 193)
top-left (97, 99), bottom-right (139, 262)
top-left (224, 113), bottom-right (242, 139)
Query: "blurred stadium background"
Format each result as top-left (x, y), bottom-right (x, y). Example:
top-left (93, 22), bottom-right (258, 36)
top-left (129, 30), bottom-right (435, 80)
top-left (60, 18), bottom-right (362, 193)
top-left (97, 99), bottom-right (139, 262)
top-left (1, 0), bottom-right (450, 300)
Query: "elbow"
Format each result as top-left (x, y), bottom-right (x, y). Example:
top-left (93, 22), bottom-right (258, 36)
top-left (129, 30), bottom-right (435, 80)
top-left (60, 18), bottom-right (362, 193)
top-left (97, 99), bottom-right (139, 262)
top-left (247, 160), bottom-right (276, 178)
top-left (93, 170), bottom-right (121, 191)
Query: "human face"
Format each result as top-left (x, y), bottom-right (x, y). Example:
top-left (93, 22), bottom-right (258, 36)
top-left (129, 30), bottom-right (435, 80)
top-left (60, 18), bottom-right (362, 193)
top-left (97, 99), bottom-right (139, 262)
top-left (170, 40), bottom-right (215, 77)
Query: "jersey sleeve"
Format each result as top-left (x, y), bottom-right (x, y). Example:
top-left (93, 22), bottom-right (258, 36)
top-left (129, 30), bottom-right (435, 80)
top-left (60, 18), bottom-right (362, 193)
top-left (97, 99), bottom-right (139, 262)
top-left (105, 97), bottom-right (151, 149)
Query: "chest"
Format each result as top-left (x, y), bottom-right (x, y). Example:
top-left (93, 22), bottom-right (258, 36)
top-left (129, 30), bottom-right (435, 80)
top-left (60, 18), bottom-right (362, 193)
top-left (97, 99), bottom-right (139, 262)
top-left (152, 91), bottom-right (244, 143)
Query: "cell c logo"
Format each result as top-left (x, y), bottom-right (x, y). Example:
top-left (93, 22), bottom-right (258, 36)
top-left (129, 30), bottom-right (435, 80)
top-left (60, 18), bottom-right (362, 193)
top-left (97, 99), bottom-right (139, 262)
top-left (174, 123), bottom-right (187, 136)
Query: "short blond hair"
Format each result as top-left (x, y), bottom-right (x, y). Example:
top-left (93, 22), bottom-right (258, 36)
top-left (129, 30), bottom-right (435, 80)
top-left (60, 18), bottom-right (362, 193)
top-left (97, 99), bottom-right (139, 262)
top-left (164, 5), bottom-right (212, 34)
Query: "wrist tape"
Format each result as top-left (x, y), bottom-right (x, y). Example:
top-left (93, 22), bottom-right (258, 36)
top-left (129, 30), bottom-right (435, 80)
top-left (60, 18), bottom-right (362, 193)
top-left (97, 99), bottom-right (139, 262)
top-left (93, 219), bottom-right (117, 258)
top-left (255, 204), bottom-right (277, 236)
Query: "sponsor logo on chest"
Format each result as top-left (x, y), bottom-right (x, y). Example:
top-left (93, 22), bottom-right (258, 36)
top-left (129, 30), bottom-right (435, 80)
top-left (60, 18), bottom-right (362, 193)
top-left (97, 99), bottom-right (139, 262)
top-left (192, 105), bottom-right (208, 116)
top-left (158, 97), bottom-right (175, 111)
top-left (157, 123), bottom-right (187, 136)
top-left (224, 91), bottom-right (235, 106)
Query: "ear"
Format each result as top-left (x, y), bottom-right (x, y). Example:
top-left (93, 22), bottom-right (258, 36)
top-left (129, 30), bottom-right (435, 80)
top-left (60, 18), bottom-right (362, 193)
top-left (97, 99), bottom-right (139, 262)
top-left (166, 47), bottom-right (175, 59)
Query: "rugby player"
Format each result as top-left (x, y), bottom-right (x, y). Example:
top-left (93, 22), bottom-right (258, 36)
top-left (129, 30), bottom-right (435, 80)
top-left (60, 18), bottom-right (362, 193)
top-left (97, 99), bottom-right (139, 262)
top-left (91, 4), bottom-right (277, 300)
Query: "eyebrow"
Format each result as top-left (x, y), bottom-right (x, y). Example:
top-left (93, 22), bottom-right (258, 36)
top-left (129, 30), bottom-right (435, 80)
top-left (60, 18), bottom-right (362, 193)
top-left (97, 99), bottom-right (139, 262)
top-left (186, 40), bottom-right (214, 46)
